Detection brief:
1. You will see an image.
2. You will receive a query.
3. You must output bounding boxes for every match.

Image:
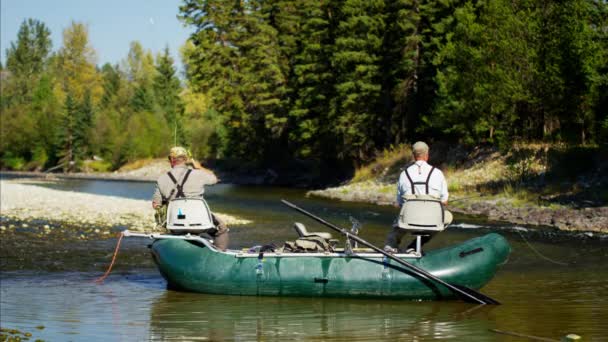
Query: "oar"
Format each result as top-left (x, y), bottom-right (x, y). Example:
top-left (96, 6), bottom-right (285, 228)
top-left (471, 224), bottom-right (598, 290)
top-left (281, 200), bottom-right (500, 305)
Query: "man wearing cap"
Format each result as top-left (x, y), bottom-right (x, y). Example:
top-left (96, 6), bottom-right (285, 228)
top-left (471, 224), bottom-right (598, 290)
top-left (384, 141), bottom-right (453, 253)
top-left (152, 146), bottom-right (229, 251)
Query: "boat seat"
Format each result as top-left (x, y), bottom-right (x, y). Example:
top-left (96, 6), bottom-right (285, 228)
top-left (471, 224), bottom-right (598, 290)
top-left (293, 222), bottom-right (333, 240)
top-left (167, 197), bottom-right (216, 235)
top-left (397, 198), bottom-right (445, 232)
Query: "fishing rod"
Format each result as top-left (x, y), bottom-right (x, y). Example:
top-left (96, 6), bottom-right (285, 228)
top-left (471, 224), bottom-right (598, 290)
top-left (449, 194), bottom-right (485, 204)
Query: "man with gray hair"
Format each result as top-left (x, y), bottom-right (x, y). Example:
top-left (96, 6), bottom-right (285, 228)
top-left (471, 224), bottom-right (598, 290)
top-left (384, 141), bottom-right (452, 253)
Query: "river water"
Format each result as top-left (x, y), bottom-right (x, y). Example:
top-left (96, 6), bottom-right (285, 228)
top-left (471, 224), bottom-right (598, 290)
top-left (1, 179), bottom-right (607, 341)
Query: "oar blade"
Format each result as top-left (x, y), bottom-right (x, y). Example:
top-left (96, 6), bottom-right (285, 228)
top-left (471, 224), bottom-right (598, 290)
top-left (451, 284), bottom-right (501, 305)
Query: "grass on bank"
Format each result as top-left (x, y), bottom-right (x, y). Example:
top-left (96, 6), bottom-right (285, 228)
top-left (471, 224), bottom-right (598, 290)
top-left (335, 143), bottom-right (608, 208)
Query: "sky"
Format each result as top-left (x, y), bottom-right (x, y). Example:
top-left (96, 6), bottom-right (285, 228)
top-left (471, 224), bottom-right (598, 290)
top-left (1, 0), bottom-right (192, 72)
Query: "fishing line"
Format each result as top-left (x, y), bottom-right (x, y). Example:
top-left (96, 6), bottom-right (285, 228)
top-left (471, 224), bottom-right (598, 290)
top-left (516, 229), bottom-right (569, 266)
top-left (94, 232), bottom-right (124, 283)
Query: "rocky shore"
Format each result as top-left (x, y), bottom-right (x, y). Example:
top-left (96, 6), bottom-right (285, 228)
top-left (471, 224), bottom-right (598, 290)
top-left (308, 181), bottom-right (608, 234)
top-left (0, 179), bottom-right (250, 234)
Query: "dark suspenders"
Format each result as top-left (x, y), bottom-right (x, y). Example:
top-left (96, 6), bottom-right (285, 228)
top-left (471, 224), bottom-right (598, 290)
top-left (404, 164), bottom-right (435, 195)
top-left (163, 169), bottom-right (193, 204)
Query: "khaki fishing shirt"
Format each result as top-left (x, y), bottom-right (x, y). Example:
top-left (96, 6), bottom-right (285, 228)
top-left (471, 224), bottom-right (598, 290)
top-left (152, 164), bottom-right (208, 206)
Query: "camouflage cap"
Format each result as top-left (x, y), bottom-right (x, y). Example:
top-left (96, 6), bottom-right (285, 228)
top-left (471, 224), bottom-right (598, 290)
top-left (169, 146), bottom-right (189, 159)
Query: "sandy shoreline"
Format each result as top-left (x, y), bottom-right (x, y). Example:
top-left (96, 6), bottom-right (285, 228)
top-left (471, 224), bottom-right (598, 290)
top-left (0, 179), bottom-right (250, 232)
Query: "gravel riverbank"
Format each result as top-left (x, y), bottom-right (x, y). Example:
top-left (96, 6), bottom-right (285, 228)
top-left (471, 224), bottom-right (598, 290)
top-left (0, 179), bottom-right (250, 233)
top-left (308, 182), bottom-right (608, 234)
top-left (1, 159), bottom-right (218, 184)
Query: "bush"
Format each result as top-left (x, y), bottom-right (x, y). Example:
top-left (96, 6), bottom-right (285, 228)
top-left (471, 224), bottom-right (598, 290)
top-left (0, 153), bottom-right (26, 170)
top-left (81, 159), bottom-right (113, 172)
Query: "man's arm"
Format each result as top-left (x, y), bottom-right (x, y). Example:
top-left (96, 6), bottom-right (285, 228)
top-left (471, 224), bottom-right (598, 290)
top-left (395, 172), bottom-right (407, 207)
top-left (439, 172), bottom-right (449, 205)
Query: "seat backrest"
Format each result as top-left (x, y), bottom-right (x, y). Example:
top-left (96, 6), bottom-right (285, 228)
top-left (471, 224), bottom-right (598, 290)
top-left (397, 198), bottom-right (445, 232)
top-left (167, 198), bottom-right (215, 234)
top-left (293, 222), bottom-right (333, 240)
top-left (293, 222), bottom-right (308, 237)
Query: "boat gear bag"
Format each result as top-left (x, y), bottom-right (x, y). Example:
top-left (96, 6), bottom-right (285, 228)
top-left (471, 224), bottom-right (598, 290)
top-left (279, 235), bottom-right (335, 253)
top-left (164, 169), bottom-right (216, 234)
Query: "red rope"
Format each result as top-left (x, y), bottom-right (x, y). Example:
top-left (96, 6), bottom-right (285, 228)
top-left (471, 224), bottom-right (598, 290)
top-left (94, 232), bottom-right (124, 283)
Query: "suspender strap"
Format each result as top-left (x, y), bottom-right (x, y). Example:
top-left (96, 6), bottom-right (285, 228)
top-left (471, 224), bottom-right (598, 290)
top-left (405, 164), bottom-right (435, 195)
top-left (404, 167), bottom-right (416, 195)
top-left (166, 169), bottom-right (192, 199)
top-left (175, 169), bottom-right (192, 198)
top-left (164, 172), bottom-right (178, 203)
top-left (167, 172), bottom-right (178, 184)
top-left (425, 167), bottom-right (435, 194)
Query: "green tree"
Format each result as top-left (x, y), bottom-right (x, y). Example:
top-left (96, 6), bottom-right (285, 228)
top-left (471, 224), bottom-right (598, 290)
top-left (55, 21), bottom-right (102, 104)
top-left (381, 0), bottom-right (421, 145)
top-left (288, 1), bottom-right (338, 160)
top-left (124, 41), bottom-right (157, 113)
top-left (550, 0), bottom-right (603, 143)
top-left (154, 47), bottom-right (185, 145)
top-left (5, 18), bottom-right (52, 102)
top-left (180, 0), bottom-right (288, 160)
top-left (429, 0), bottom-right (531, 145)
top-left (30, 75), bottom-right (60, 168)
top-left (56, 93), bottom-right (78, 171)
top-left (100, 63), bottom-right (121, 107)
top-left (74, 90), bottom-right (94, 160)
top-left (330, 0), bottom-right (386, 161)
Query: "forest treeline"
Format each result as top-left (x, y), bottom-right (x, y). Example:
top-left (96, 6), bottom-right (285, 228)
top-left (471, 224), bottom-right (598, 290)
top-left (1, 0), bottom-right (607, 175)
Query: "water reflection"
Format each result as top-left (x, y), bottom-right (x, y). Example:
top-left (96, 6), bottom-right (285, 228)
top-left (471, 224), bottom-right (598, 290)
top-left (148, 291), bottom-right (496, 341)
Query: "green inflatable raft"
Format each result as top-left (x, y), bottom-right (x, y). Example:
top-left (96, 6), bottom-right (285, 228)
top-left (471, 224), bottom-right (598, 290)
top-left (148, 232), bottom-right (510, 300)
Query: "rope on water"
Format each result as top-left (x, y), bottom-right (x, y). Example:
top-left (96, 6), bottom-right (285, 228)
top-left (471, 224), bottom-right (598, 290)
top-left (94, 232), bottom-right (124, 283)
top-left (516, 229), bottom-right (569, 266)
top-left (490, 329), bottom-right (559, 342)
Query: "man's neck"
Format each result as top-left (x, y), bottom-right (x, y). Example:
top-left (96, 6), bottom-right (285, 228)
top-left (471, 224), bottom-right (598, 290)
top-left (172, 162), bottom-right (187, 168)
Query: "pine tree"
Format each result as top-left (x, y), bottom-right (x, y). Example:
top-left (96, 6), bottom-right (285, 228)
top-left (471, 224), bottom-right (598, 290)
top-left (30, 75), bottom-right (60, 167)
top-left (154, 47), bottom-right (185, 145)
top-left (288, 1), bottom-right (338, 159)
top-left (551, 0), bottom-right (602, 143)
top-left (367, 0), bottom-right (423, 146)
top-left (591, 0), bottom-right (608, 143)
top-left (100, 63), bottom-right (121, 108)
top-left (330, 0), bottom-right (387, 161)
top-left (180, 0), bottom-right (287, 160)
top-left (430, 0), bottom-right (531, 145)
top-left (73, 90), bottom-right (94, 160)
top-left (5, 18), bottom-right (52, 102)
top-left (57, 93), bottom-right (78, 172)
